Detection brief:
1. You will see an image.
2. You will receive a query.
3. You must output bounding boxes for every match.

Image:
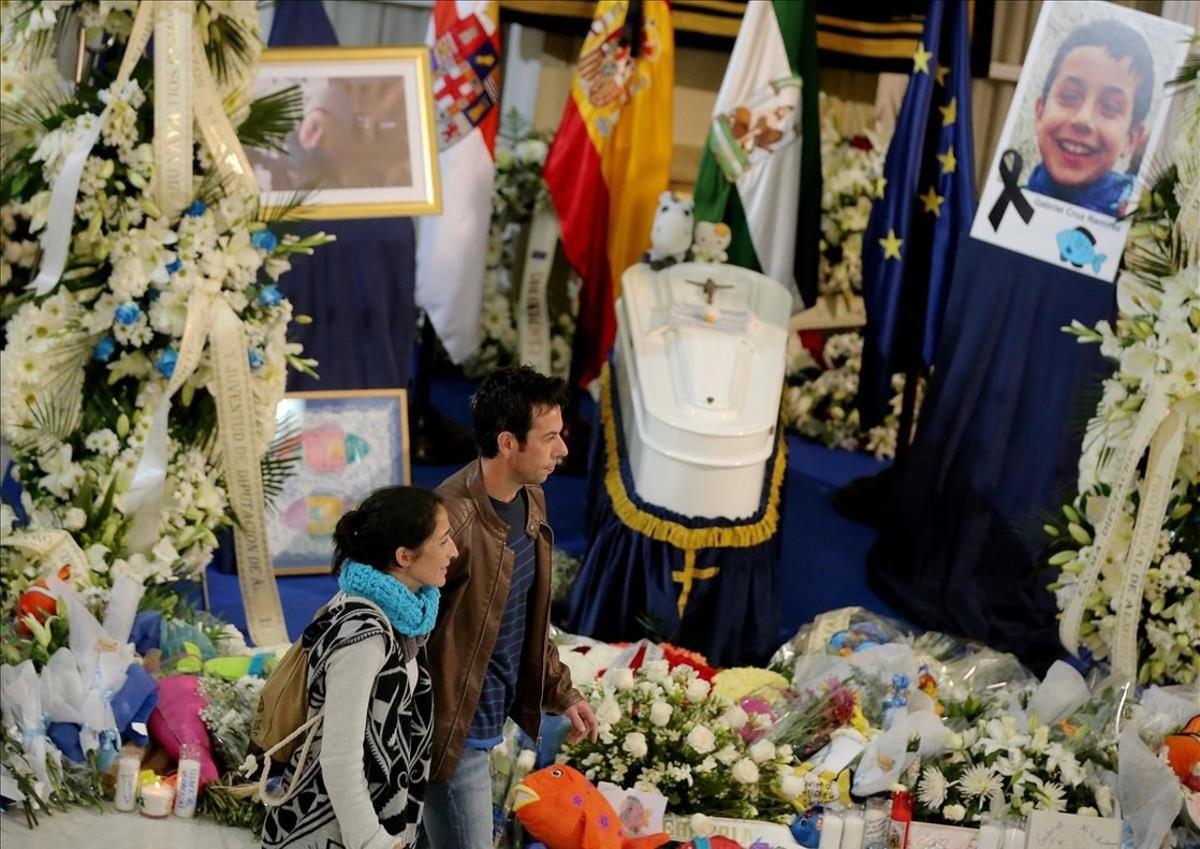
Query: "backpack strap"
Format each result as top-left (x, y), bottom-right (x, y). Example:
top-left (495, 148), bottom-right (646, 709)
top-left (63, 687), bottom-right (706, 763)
top-left (255, 594), bottom-right (396, 808)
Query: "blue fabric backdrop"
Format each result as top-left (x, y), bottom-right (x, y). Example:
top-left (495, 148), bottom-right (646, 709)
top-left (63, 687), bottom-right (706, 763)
top-left (866, 236), bottom-right (1114, 672)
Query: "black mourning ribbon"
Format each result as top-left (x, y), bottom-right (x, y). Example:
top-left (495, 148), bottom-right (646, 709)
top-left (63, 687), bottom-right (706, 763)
top-left (988, 149), bottom-right (1035, 232)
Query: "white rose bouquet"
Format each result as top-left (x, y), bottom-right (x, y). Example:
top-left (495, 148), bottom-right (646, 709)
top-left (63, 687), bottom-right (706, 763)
top-left (560, 661), bottom-right (802, 822)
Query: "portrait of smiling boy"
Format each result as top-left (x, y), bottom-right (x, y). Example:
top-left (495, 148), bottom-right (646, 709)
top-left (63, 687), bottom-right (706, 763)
top-left (1027, 18), bottom-right (1154, 218)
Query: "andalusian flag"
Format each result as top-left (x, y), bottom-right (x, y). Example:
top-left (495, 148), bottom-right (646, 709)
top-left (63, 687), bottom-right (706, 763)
top-left (693, 0), bottom-right (821, 308)
top-left (544, 0), bottom-right (674, 387)
top-left (415, 1), bottom-right (501, 363)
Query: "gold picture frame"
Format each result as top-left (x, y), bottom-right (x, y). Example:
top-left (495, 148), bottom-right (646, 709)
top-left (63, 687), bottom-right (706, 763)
top-left (248, 46), bottom-right (442, 219)
top-left (268, 388), bottom-right (411, 576)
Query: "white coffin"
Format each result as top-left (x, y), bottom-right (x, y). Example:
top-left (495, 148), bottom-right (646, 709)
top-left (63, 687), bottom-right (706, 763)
top-left (613, 261), bottom-right (790, 520)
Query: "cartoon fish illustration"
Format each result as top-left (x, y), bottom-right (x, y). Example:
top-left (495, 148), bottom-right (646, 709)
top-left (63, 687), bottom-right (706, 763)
top-left (513, 764), bottom-right (669, 849)
top-left (300, 422), bottom-right (370, 473)
top-left (281, 494), bottom-right (351, 536)
top-left (1056, 227), bottom-right (1106, 273)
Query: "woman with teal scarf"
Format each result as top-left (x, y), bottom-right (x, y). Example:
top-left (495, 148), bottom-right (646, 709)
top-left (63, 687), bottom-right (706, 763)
top-left (262, 486), bottom-right (457, 849)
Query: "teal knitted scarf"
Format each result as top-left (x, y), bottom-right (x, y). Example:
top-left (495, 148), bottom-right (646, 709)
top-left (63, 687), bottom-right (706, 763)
top-left (337, 560), bottom-right (439, 637)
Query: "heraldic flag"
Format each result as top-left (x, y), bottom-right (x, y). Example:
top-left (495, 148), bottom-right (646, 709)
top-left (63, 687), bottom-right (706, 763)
top-left (543, 0), bottom-right (674, 387)
top-left (415, 1), bottom-right (501, 363)
top-left (692, 0), bottom-right (821, 309)
top-left (857, 0), bottom-right (975, 429)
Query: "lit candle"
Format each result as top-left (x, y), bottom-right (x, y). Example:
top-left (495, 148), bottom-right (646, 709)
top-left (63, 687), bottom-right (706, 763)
top-left (139, 781), bottom-right (174, 818)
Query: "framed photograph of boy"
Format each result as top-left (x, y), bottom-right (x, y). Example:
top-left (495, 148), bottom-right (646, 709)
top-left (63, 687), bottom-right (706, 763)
top-left (970, 1), bottom-right (1192, 281)
top-left (246, 46), bottom-right (442, 219)
top-left (267, 389), bottom-right (411, 575)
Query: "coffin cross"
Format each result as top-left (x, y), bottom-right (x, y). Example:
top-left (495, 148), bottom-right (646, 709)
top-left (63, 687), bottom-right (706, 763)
top-left (686, 277), bottom-right (733, 304)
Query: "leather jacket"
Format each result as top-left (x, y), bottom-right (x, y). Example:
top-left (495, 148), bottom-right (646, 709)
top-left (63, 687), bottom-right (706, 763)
top-left (428, 460), bottom-right (582, 783)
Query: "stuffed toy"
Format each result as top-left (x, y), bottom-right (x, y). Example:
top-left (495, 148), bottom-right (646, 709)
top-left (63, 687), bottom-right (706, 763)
top-left (1164, 715), bottom-right (1200, 792)
top-left (691, 221), bottom-right (731, 263)
top-left (643, 192), bottom-right (693, 269)
top-left (16, 565), bottom-right (72, 634)
top-left (790, 806), bottom-right (824, 848)
top-left (513, 764), bottom-right (669, 849)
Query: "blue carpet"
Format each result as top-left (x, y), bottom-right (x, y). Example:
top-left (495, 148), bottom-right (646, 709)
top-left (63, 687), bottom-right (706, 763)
top-left (207, 378), bottom-right (899, 646)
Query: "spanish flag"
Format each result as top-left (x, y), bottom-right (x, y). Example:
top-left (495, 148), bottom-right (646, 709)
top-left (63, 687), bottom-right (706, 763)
top-left (544, 0), bottom-right (674, 388)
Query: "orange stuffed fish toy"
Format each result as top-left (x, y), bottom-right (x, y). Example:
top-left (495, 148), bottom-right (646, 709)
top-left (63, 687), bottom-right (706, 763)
top-left (513, 764), bottom-right (669, 849)
top-left (1164, 715), bottom-right (1200, 793)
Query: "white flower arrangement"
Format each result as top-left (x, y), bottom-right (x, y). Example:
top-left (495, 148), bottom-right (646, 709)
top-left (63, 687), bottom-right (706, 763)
top-left (0, 0), bottom-right (330, 597)
top-left (1048, 77), bottom-right (1199, 687)
top-left (463, 110), bottom-right (578, 380)
top-left (817, 93), bottom-right (889, 302)
top-left (912, 713), bottom-right (1114, 825)
top-left (782, 331), bottom-right (924, 460)
top-left (560, 661), bottom-right (802, 822)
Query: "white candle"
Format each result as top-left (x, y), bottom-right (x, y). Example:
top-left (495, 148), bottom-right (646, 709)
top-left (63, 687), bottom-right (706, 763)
top-left (840, 809), bottom-right (866, 849)
top-left (1001, 825), bottom-right (1027, 849)
top-left (977, 823), bottom-right (1004, 849)
top-left (114, 753), bottom-right (141, 812)
top-left (139, 782), bottom-right (174, 818)
top-left (819, 811), bottom-right (845, 849)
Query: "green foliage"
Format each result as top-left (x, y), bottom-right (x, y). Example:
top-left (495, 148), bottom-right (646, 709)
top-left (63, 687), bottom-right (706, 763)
top-left (239, 85), bottom-right (304, 154)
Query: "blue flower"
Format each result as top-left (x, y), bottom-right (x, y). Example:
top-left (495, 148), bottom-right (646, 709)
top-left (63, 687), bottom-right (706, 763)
top-left (165, 258), bottom-right (182, 275)
top-left (155, 348), bottom-right (178, 379)
top-left (184, 199), bottom-right (206, 217)
top-left (251, 229), bottom-right (278, 252)
top-left (258, 284), bottom-right (283, 308)
top-left (93, 337), bottom-right (116, 362)
top-left (247, 348), bottom-right (265, 370)
top-left (114, 302), bottom-right (141, 325)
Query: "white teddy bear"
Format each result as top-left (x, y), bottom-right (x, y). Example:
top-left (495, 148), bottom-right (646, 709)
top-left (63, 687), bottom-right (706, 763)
top-left (691, 220), bottom-right (731, 263)
top-left (643, 191), bottom-right (694, 269)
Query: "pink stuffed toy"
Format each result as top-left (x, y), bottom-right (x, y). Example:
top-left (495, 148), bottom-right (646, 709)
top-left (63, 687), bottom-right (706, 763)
top-left (147, 675), bottom-right (220, 786)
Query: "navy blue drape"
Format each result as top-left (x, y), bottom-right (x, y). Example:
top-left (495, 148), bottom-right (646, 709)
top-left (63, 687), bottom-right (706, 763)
top-left (867, 236), bottom-right (1114, 673)
top-left (567, 365), bottom-right (784, 667)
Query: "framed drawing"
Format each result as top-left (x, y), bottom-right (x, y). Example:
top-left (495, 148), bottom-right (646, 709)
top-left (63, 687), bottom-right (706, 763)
top-left (268, 389), bottom-right (411, 575)
top-left (246, 46), bottom-right (442, 219)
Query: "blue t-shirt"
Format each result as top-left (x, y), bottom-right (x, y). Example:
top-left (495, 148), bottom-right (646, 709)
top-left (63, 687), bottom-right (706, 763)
top-left (466, 490), bottom-right (537, 749)
top-left (1026, 163), bottom-right (1133, 218)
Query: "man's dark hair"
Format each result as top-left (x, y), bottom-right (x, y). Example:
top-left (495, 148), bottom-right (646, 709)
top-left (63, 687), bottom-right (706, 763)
top-left (471, 366), bottom-right (570, 459)
top-left (1041, 19), bottom-right (1154, 127)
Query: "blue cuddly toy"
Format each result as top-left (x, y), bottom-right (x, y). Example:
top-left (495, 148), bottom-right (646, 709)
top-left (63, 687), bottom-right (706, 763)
top-left (790, 806), bottom-right (824, 848)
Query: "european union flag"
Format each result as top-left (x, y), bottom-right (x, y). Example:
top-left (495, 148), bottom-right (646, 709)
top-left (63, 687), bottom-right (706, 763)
top-left (858, 0), bottom-right (975, 429)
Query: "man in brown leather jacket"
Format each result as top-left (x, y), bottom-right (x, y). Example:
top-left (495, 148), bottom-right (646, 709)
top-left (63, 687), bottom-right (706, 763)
top-left (422, 366), bottom-right (598, 848)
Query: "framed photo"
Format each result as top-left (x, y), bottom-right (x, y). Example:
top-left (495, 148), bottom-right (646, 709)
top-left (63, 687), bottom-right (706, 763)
top-left (246, 46), bottom-right (442, 219)
top-left (970, 1), bottom-right (1192, 281)
top-left (268, 389), bottom-right (411, 575)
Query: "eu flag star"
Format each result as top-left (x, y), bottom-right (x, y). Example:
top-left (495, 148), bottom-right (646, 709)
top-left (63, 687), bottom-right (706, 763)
top-left (875, 176), bottom-right (888, 197)
top-left (935, 65), bottom-right (950, 86)
top-left (937, 146), bottom-right (957, 175)
top-left (879, 229), bottom-right (903, 260)
top-left (919, 186), bottom-right (944, 217)
top-left (912, 42), bottom-right (933, 74)
top-left (939, 97), bottom-right (957, 127)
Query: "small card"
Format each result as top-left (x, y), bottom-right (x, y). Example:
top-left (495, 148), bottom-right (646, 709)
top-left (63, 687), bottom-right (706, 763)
top-left (1025, 811), bottom-right (1121, 849)
top-left (597, 782), bottom-right (668, 837)
top-left (907, 821), bottom-right (980, 849)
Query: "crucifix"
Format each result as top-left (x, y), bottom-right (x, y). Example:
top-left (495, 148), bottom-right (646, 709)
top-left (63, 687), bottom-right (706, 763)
top-left (686, 277), bottom-right (733, 304)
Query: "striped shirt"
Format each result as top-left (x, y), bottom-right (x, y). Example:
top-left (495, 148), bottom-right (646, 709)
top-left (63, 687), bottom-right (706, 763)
top-left (466, 490), bottom-right (536, 748)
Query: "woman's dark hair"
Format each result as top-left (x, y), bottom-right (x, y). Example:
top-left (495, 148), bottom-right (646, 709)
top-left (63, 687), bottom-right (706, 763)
top-left (471, 365), bottom-right (570, 459)
top-left (331, 486), bottom-right (443, 576)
